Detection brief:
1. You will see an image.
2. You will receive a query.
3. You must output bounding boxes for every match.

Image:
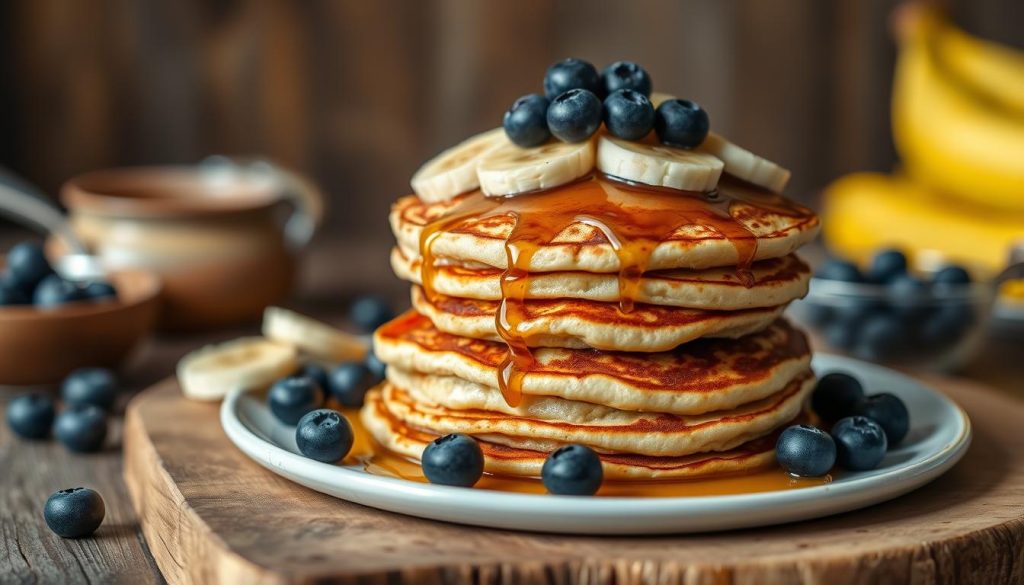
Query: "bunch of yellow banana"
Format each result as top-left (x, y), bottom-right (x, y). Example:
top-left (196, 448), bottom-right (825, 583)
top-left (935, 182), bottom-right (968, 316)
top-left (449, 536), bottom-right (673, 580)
top-left (823, 4), bottom-right (1024, 293)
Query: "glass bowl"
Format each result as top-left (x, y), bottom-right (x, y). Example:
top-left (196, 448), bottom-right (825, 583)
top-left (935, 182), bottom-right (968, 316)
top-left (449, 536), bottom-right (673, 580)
top-left (789, 277), bottom-right (995, 372)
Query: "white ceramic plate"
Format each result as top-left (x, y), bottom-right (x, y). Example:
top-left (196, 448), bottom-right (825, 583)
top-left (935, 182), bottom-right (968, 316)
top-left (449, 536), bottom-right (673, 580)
top-left (221, 354), bottom-right (971, 535)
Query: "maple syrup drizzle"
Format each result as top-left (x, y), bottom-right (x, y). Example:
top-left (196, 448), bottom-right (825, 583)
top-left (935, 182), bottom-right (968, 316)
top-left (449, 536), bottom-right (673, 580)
top-left (341, 407), bottom-right (833, 497)
top-left (417, 173), bottom-right (809, 408)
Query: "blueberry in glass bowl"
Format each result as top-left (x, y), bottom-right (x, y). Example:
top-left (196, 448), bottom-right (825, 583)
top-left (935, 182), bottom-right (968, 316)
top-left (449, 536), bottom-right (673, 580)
top-left (791, 250), bottom-right (1021, 371)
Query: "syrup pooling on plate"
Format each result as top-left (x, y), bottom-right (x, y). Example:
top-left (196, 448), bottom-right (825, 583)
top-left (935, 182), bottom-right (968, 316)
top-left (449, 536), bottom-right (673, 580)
top-left (418, 173), bottom-right (810, 407)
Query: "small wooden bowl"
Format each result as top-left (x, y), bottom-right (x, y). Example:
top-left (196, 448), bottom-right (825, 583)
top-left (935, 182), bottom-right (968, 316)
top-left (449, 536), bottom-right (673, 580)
top-left (0, 267), bottom-right (161, 386)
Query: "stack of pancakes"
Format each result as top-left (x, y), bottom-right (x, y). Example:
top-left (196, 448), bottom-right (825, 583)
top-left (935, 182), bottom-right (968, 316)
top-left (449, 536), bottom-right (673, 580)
top-left (363, 176), bottom-right (820, 481)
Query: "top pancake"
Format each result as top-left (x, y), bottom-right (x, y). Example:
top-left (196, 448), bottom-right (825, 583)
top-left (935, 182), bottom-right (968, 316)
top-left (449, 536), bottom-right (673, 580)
top-left (392, 175), bottom-right (819, 273)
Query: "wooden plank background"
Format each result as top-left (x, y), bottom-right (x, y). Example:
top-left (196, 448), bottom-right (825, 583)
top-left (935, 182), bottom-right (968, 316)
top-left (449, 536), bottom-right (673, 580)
top-left (0, 0), bottom-right (1020, 259)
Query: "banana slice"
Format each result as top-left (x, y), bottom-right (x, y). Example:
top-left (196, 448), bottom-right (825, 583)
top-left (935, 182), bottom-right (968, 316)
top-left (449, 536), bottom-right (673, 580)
top-left (698, 132), bottom-right (791, 192)
top-left (177, 337), bottom-right (297, 401)
top-left (477, 137), bottom-right (596, 196)
top-left (262, 306), bottom-right (367, 363)
top-left (411, 128), bottom-right (508, 203)
top-left (597, 134), bottom-right (723, 191)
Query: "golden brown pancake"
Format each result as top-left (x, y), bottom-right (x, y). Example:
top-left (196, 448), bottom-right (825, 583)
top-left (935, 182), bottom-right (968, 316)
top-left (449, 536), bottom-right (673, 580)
top-left (376, 372), bottom-right (813, 457)
top-left (362, 388), bottom-right (797, 480)
top-left (374, 311), bottom-right (813, 415)
top-left (391, 176), bottom-right (819, 274)
top-left (410, 285), bottom-right (787, 351)
top-left (393, 248), bottom-right (811, 310)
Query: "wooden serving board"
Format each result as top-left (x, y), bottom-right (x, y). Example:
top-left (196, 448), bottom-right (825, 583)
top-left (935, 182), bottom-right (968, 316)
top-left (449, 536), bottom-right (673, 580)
top-left (123, 377), bottom-right (1024, 585)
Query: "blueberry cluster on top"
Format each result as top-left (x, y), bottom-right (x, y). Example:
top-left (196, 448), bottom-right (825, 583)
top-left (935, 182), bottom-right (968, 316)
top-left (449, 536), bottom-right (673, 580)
top-left (0, 241), bottom-right (117, 309)
top-left (503, 58), bottom-right (709, 149)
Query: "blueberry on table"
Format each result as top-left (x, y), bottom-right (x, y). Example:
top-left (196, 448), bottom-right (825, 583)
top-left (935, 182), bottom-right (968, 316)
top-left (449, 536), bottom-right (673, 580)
top-left (55, 405), bottom-right (108, 453)
top-left (503, 94), bottom-right (551, 148)
top-left (295, 409), bottom-right (354, 463)
top-left (44, 487), bottom-right (105, 538)
top-left (349, 295), bottom-right (395, 333)
top-left (603, 89), bottom-right (655, 141)
top-left (811, 372), bottom-right (865, 424)
top-left (775, 425), bottom-right (836, 477)
top-left (856, 393), bottom-right (910, 446)
top-left (327, 362), bottom-right (380, 408)
top-left (867, 249), bottom-right (908, 284)
top-left (541, 444), bottom-right (603, 496)
top-left (422, 433), bottom-right (485, 487)
top-left (365, 350), bottom-right (387, 379)
top-left (298, 363), bottom-right (330, 394)
top-left (6, 241), bottom-right (53, 290)
top-left (82, 280), bottom-right (118, 301)
top-left (546, 89), bottom-right (602, 143)
top-left (543, 58), bottom-right (602, 99)
top-left (61, 367), bottom-right (118, 411)
top-left (0, 279), bottom-right (31, 306)
top-left (654, 99), bottom-right (709, 148)
top-left (33, 274), bottom-right (85, 308)
top-left (268, 376), bottom-right (324, 425)
top-left (815, 259), bottom-right (864, 283)
top-left (6, 394), bottom-right (56, 439)
top-left (601, 60), bottom-right (652, 97)
top-left (932, 265), bottom-right (972, 288)
top-left (831, 416), bottom-right (888, 471)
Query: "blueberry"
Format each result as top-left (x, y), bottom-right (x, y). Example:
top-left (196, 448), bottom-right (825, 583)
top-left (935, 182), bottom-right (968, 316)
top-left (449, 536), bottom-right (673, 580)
top-left (654, 99), bottom-right (709, 148)
top-left (33, 274), bottom-right (85, 308)
top-left (54, 405), bottom-right (108, 453)
top-left (831, 416), bottom-right (888, 471)
top-left (888, 273), bottom-right (929, 319)
top-left (602, 89), bottom-right (655, 140)
top-left (6, 241), bottom-right (53, 290)
top-left (601, 60), bottom-right (652, 97)
top-left (546, 89), bottom-right (602, 143)
top-left (933, 265), bottom-right (971, 287)
top-left (856, 393), bottom-right (910, 446)
top-left (61, 368), bottom-right (118, 411)
top-left (917, 303), bottom-right (974, 348)
top-left (815, 259), bottom-right (863, 282)
top-left (298, 363), bottom-right (330, 394)
top-left (775, 425), bottom-right (836, 477)
top-left (365, 350), bottom-right (387, 380)
top-left (854, 312), bottom-right (909, 361)
top-left (82, 281), bottom-right (118, 301)
top-left (868, 249), bottom-right (908, 283)
top-left (327, 362), bottom-right (379, 408)
top-left (0, 278), bottom-right (31, 306)
top-left (295, 409), bottom-right (354, 463)
top-left (267, 376), bottom-right (323, 425)
top-left (44, 487), bottom-right (105, 538)
top-left (811, 372), bottom-right (864, 424)
top-left (503, 94), bottom-right (551, 147)
top-left (541, 444), bottom-right (603, 495)
top-left (421, 433), bottom-right (484, 487)
top-left (349, 295), bottom-right (394, 333)
top-left (823, 318), bottom-right (860, 350)
top-left (6, 394), bottom-right (56, 439)
top-left (543, 58), bottom-right (602, 99)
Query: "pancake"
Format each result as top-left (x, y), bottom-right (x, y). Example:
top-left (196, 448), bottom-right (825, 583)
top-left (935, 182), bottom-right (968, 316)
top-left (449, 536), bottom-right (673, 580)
top-left (362, 389), bottom-right (789, 480)
top-left (376, 373), bottom-right (813, 457)
top-left (410, 285), bottom-right (787, 351)
top-left (374, 312), bottom-right (812, 415)
top-left (391, 175), bottom-right (819, 274)
top-left (393, 248), bottom-right (811, 310)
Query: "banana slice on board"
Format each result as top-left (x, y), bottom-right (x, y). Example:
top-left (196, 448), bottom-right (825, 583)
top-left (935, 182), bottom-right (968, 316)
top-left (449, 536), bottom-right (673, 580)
top-left (262, 306), bottom-right (368, 363)
top-left (698, 132), bottom-right (791, 193)
top-left (177, 337), bottom-right (298, 401)
top-left (411, 128), bottom-right (508, 203)
top-left (596, 134), bottom-right (723, 191)
top-left (477, 137), bottom-right (596, 196)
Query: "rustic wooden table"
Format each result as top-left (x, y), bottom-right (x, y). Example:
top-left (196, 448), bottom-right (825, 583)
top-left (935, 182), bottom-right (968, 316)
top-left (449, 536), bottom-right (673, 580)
top-left (1, 241), bottom-right (1022, 584)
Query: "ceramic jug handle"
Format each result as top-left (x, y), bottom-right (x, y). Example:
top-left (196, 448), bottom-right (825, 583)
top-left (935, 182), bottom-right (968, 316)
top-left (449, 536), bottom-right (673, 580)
top-left (199, 156), bottom-right (325, 251)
